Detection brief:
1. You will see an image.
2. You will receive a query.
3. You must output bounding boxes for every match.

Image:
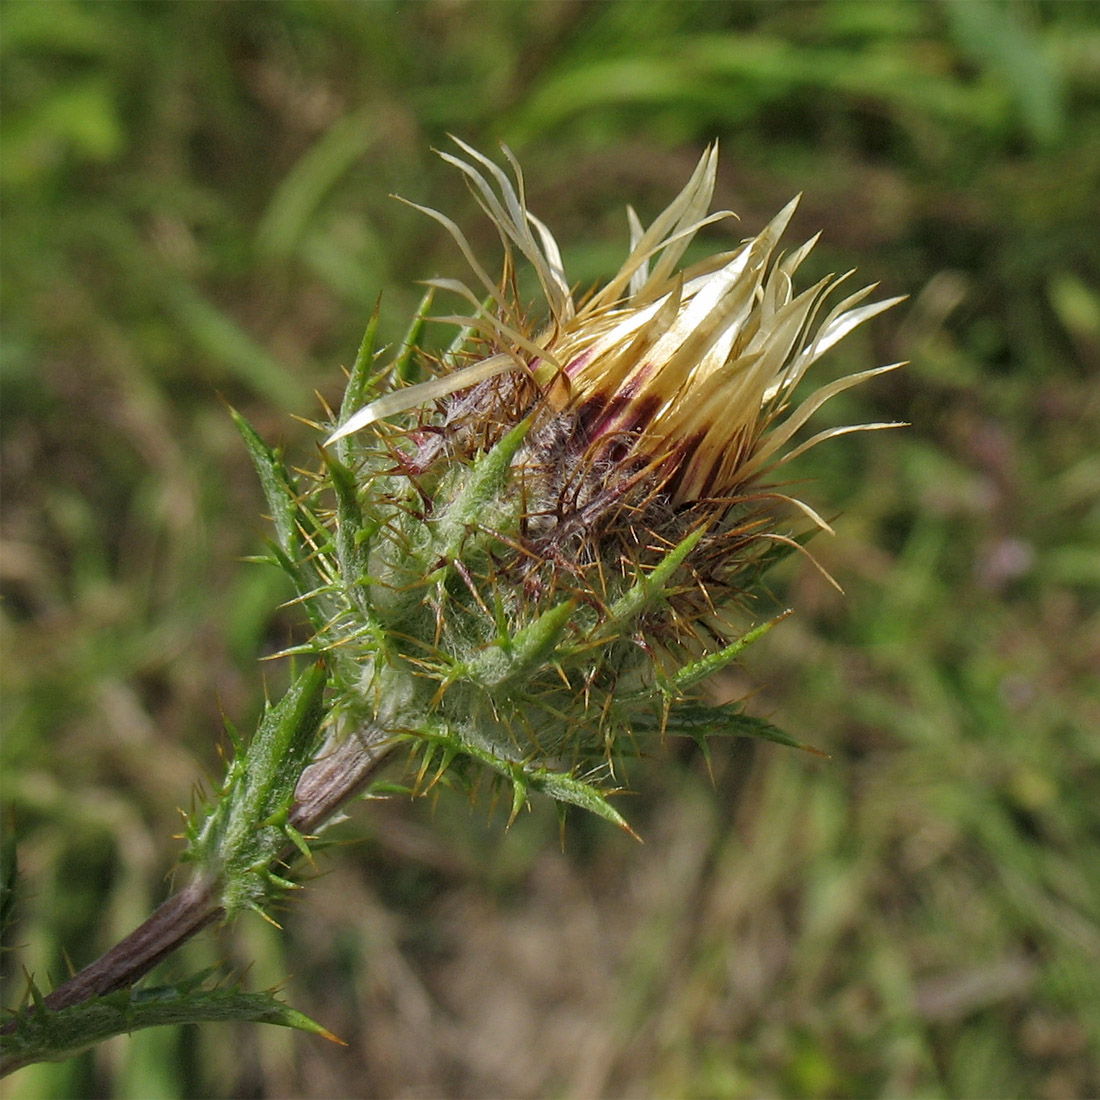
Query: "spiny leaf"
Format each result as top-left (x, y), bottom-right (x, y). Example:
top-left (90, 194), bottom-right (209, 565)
top-left (232, 409), bottom-right (328, 596)
top-left (321, 447), bottom-right (374, 620)
top-left (463, 598), bottom-right (577, 688)
top-left (184, 663), bottom-right (329, 915)
top-left (524, 768), bottom-right (640, 839)
top-left (416, 719), bottom-right (638, 836)
top-left (337, 300), bottom-right (381, 437)
top-left (667, 611), bottom-right (792, 694)
top-left (0, 978), bottom-right (339, 1075)
top-left (429, 416), bottom-right (532, 565)
top-left (393, 287), bottom-right (435, 385)
top-left (641, 701), bottom-right (825, 756)
top-left (600, 525), bottom-right (707, 633)
top-left (507, 765), bottom-right (528, 826)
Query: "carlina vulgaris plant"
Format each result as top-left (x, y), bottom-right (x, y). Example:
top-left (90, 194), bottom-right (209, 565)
top-left (307, 137), bottom-right (904, 827)
top-left (0, 139), bottom-right (903, 1074)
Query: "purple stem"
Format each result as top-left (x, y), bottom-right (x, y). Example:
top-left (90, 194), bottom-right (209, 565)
top-left (0, 725), bottom-right (395, 1073)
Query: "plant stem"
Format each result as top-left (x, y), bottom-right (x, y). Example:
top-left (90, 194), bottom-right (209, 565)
top-left (31, 877), bottom-right (225, 1013)
top-left (0, 724), bottom-right (395, 1062)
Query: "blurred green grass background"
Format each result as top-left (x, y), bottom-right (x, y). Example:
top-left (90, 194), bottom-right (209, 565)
top-left (2, 1), bottom-right (1098, 1097)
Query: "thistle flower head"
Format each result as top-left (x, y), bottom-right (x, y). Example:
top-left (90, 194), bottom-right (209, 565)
top-left (331, 139), bottom-right (901, 513)
top-left (260, 141), bottom-right (902, 828)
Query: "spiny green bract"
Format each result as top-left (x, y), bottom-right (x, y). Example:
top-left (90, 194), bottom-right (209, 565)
top-left (182, 661), bottom-right (327, 909)
top-left (237, 305), bottom-right (800, 832)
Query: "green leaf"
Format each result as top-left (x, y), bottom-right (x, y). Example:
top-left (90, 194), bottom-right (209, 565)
top-left (335, 300), bottom-right (382, 455)
top-left (0, 976), bottom-right (338, 1076)
top-left (646, 701), bottom-right (825, 756)
top-left (393, 287), bottom-right (435, 385)
top-left (463, 598), bottom-right (577, 689)
top-left (598, 524), bottom-right (707, 637)
top-left (667, 611), bottom-right (791, 694)
top-left (321, 447), bottom-right (375, 622)
top-left (331, 287), bottom-right (434, 460)
top-left (232, 408), bottom-right (330, 601)
top-left (413, 720), bottom-right (638, 836)
top-left (184, 663), bottom-right (329, 915)
top-left (232, 409), bottom-right (307, 556)
top-left (524, 768), bottom-right (639, 839)
top-left (430, 416), bottom-right (532, 565)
